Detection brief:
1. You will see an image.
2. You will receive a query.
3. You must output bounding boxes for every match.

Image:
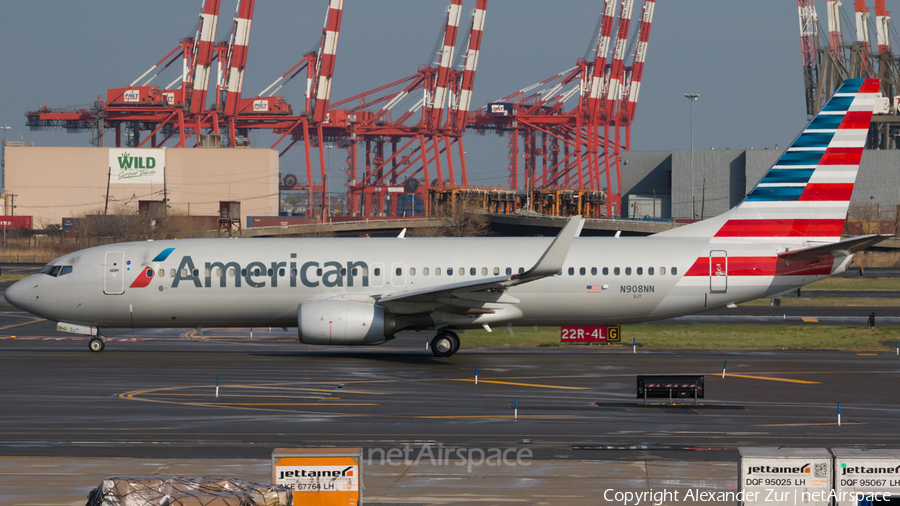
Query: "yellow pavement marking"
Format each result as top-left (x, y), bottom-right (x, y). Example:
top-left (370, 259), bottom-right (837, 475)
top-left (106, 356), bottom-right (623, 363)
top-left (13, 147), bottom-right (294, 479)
top-left (724, 374), bottom-right (820, 384)
top-left (0, 318), bottom-right (46, 330)
top-left (145, 393), bottom-right (330, 400)
top-left (756, 422), bottom-right (867, 427)
top-left (416, 414), bottom-right (580, 419)
top-left (801, 317), bottom-right (819, 323)
top-left (858, 353), bottom-right (878, 356)
top-left (120, 384), bottom-right (387, 397)
top-left (188, 402), bottom-right (378, 407)
top-left (447, 379), bottom-right (585, 390)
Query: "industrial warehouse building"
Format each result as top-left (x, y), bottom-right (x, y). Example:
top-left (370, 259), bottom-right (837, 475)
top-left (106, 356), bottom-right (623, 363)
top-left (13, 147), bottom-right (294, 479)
top-left (621, 149), bottom-right (900, 220)
top-left (5, 147), bottom-right (279, 227)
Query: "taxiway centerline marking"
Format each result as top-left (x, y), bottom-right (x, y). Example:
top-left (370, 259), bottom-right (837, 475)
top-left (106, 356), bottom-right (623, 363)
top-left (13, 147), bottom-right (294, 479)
top-left (724, 374), bottom-right (820, 384)
top-left (0, 318), bottom-right (46, 330)
top-left (447, 379), bottom-right (585, 390)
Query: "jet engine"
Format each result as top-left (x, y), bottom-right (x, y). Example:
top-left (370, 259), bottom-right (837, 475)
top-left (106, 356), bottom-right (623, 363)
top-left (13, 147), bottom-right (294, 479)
top-left (297, 299), bottom-right (396, 345)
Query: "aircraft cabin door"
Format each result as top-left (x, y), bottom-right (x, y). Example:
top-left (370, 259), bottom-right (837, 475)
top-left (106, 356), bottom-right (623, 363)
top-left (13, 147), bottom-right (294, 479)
top-left (370, 263), bottom-right (385, 288)
top-left (391, 262), bottom-right (407, 287)
top-left (104, 251), bottom-right (126, 295)
top-left (709, 250), bottom-right (727, 293)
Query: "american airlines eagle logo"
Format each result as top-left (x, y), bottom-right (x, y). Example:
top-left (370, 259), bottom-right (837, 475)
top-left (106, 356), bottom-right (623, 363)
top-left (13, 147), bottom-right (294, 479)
top-left (129, 248), bottom-right (175, 288)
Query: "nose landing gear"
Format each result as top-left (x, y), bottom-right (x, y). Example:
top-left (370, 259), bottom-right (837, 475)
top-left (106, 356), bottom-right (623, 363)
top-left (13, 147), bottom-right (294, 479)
top-left (89, 336), bottom-right (106, 353)
top-left (430, 331), bottom-right (460, 358)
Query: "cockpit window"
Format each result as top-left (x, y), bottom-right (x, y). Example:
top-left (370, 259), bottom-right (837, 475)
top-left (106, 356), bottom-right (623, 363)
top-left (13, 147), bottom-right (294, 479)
top-left (40, 264), bottom-right (72, 277)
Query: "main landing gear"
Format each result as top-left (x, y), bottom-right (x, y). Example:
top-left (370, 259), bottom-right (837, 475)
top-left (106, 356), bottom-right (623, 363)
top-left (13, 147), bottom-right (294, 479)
top-left (430, 330), bottom-right (460, 358)
top-left (89, 336), bottom-right (106, 353)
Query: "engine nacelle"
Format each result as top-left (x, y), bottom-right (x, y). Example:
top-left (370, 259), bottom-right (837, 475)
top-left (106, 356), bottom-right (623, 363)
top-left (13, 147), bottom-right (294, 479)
top-left (298, 299), bottom-right (393, 345)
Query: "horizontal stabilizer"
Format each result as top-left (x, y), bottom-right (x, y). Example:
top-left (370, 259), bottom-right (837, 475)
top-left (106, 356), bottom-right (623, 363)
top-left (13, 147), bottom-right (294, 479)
top-left (779, 234), bottom-right (893, 262)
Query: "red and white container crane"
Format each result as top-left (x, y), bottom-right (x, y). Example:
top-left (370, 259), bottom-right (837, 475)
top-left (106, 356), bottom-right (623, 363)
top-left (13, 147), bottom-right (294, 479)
top-left (312, 0), bottom-right (345, 123)
top-left (875, 0), bottom-right (892, 55)
top-left (426, 0), bottom-right (463, 131)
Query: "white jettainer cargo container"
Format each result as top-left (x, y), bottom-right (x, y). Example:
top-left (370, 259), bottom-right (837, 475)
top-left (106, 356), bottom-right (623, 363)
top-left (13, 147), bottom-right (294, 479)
top-left (833, 448), bottom-right (900, 506)
top-left (739, 447), bottom-right (832, 506)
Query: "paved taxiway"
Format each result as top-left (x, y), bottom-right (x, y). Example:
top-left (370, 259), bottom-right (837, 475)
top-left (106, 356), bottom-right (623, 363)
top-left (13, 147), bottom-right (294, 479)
top-left (1, 306), bottom-right (899, 459)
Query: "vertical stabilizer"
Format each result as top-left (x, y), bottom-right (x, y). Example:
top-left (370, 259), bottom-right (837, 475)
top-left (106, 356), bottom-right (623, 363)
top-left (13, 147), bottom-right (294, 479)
top-left (658, 78), bottom-right (878, 243)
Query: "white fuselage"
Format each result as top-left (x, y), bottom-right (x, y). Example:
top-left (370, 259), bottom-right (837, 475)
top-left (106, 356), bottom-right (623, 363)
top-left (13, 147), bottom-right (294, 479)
top-left (5, 234), bottom-right (846, 331)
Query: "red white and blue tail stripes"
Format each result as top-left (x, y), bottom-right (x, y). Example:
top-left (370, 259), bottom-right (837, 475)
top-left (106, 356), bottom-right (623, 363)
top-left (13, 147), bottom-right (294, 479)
top-left (720, 78), bottom-right (878, 242)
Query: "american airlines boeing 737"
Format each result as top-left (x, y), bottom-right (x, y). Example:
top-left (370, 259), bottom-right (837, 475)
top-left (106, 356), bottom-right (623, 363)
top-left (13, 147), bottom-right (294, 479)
top-left (4, 78), bottom-right (890, 357)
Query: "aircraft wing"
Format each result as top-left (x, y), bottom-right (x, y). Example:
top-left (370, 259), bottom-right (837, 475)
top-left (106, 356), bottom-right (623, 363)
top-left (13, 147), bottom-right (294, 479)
top-left (375, 215), bottom-right (584, 308)
top-left (778, 234), bottom-right (893, 262)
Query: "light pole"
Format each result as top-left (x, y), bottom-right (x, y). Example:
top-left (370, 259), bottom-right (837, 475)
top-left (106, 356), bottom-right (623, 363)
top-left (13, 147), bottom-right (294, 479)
top-left (0, 125), bottom-right (9, 195)
top-left (684, 94), bottom-right (699, 219)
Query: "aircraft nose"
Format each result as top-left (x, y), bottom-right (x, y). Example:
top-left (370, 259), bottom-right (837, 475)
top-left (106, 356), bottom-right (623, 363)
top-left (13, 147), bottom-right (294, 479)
top-left (4, 278), bottom-right (33, 311)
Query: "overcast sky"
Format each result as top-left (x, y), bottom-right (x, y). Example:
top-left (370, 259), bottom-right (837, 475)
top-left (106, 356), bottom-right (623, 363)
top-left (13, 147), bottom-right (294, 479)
top-left (0, 1), bottom-right (884, 189)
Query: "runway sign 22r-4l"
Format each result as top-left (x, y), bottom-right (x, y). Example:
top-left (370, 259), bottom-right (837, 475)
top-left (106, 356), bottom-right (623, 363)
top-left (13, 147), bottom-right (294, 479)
top-left (561, 326), bottom-right (620, 343)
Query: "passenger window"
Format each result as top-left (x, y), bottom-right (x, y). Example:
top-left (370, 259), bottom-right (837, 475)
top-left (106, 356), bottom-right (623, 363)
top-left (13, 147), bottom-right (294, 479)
top-left (470, 267), bottom-right (476, 276)
top-left (241, 269), bottom-right (248, 276)
top-left (158, 269), bottom-right (165, 278)
top-left (60, 266), bottom-right (73, 276)
top-left (362, 268), bottom-right (368, 276)
top-left (351, 268), bottom-right (358, 276)
top-left (482, 267), bottom-right (488, 276)
top-left (435, 267), bottom-right (441, 276)
top-left (580, 267), bottom-right (586, 276)
top-left (279, 268), bottom-right (285, 277)
top-left (340, 268), bottom-right (346, 276)
top-left (648, 267), bottom-right (654, 275)
top-left (170, 269), bottom-right (175, 277)
top-left (410, 267), bottom-right (416, 276)
top-left (614, 267), bottom-right (620, 275)
top-left (518, 267), bottom-right (525, 274)
top-left (182, 269), bottom-right (189, 277)
top-left (268, 268), bottom-right (274, 276)
top-left (636, 267), bottom-right (643, 275)
top-left (395, 267), bottom-right (402, 276)
top-left (146, 268), bottom-right (154, 278)
top-left (316, 268), bottom-right (323, 276)
top-left (660, 267), bottom-right (666, 275)
top-left (447, 268), bottom-right (453, 276)
top-left (459, 267), bottom-right (465, 276)
top-left (216, 268), bottom-right (223, 277)
top-left (506, 267), bottom-right (512, 275)
top-left (591, 267), bottom-right (597, 275)
top-left (374, 268), bottom-right (381, 276)
top-left (423, 267), bottom-right (429, 276)
top-left (568, 267), bottom-right (575, 276)
top-left (672, 267), bottom-right (678, 275)
top-left (290, 268), bottom-right (297, 277)
top-left (625, 267), bottom-right (632, 275)
top-left (228, 268), bottom-right (236, 277)
top-left (493, 267), bottom-right (500, 275)
top-left (602, 267), bottom-right (608, 275)
top-left (204, 268), bottom-right (211, 277)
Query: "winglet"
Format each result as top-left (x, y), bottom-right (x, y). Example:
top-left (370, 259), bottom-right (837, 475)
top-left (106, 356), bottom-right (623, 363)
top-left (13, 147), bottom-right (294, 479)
top-left (513, 215), bottom-right (583, 282)
top-left (398, 228), bottom-right (407, 238)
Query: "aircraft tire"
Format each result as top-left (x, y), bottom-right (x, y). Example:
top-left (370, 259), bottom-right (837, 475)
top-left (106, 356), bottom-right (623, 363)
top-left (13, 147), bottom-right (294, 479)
top-left (448, 331), bottom-right (460, 355)
top-left (430, 332), bottom-right (458, 358)
top-left (89, 337), bottom-right (105, 353)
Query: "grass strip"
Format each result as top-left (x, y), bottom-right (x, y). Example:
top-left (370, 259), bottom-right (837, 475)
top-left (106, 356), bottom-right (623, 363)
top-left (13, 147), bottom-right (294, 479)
top-left (460, 325), bottom-right (897, 352)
